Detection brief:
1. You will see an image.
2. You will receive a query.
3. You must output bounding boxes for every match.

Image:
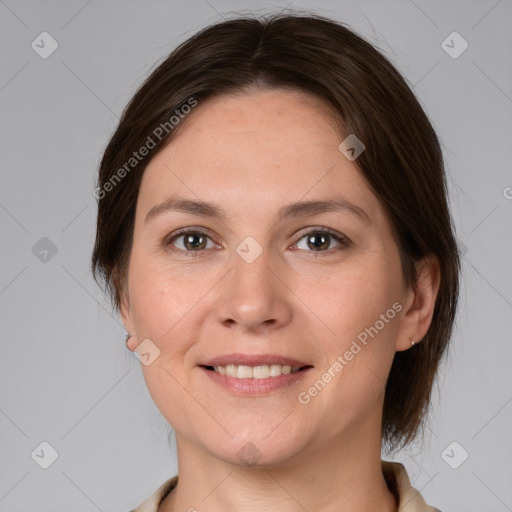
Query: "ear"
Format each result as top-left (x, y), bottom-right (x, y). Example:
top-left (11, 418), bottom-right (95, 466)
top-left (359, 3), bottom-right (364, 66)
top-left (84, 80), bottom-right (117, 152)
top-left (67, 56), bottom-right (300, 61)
top-left (395, 254), bottom-right (441, 352)
top-left (117, 270), bottom-right (138, 352)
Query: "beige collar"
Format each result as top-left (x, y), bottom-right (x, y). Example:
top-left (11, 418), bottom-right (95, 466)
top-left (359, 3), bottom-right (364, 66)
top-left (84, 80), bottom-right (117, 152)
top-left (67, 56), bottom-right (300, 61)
top-left (132, 460), bottom-right (442, 512)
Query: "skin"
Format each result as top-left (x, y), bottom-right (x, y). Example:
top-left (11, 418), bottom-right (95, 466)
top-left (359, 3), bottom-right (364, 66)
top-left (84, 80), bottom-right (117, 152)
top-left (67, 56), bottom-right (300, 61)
top-left (120, 88), bottom-right (440, 512)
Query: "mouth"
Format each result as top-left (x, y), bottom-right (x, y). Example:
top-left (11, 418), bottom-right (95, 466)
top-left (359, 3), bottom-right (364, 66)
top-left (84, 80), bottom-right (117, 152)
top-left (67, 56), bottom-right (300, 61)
top-left (199, 354), bottom-right (314, 394)
top-left (200, 364), bottom-right (313, 379)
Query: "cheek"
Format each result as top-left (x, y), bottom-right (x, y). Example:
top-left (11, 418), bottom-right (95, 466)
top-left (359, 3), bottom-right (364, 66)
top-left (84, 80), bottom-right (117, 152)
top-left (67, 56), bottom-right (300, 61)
top-left (128, 247), bottom-right (199, 338)
top-left (291, 255), bottom-right (401, 411)
top-left (127, 249), bottom-right (218, 390)
top-left (294, 259), bottom-right (399, 344)
top-left (295, 269), bottom-right (399, 431)
top-left (127, 254), bottom-right (202, 428)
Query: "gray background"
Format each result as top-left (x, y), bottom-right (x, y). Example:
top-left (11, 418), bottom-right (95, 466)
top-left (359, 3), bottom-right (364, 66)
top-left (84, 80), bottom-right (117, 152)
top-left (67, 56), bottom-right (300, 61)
top-left (0, 0), bottom-right (511, 511)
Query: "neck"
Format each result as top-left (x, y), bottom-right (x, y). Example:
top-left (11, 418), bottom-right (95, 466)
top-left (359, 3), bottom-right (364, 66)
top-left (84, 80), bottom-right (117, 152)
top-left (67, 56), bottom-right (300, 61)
top-left (159, 414), bottom-right (397, 512)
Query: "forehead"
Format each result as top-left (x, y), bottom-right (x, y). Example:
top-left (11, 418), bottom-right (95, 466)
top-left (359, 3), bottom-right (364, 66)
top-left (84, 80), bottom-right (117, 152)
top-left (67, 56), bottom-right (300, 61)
top-left (168, 88), bottom-right (343, 159)
top-left (136, 89), bottom-right (383, 225)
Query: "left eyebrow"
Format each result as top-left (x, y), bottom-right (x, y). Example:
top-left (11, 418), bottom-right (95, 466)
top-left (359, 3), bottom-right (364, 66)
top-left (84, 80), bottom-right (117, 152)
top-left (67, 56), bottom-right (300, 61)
top-left (277, 196), bottom-right (372, 224)
top-left (144, 195), bottom-right (373, 224)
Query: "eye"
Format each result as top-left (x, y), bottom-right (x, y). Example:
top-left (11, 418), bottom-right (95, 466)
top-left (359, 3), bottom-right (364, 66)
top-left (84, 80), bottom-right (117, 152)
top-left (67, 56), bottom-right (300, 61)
top-left (166, 229), bottom-right (219, 255)
top-left (164, 227), bottom-right (351, 257)
top-left (292, 228), bottom-right (351, 253)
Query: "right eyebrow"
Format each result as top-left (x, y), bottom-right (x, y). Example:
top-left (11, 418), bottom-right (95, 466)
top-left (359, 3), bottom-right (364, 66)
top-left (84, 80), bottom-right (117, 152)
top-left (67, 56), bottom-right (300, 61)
top-left (145, 197), bottom-right (226, 224)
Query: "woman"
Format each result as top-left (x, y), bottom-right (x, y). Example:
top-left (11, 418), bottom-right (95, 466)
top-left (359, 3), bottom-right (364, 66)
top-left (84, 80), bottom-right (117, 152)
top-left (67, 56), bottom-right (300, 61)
top-left (92, 12), bottom-right (459, 512)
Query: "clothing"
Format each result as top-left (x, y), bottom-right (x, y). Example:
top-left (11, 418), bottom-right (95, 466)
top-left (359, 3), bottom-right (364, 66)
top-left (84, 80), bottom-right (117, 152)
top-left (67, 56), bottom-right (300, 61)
top-left (131, 459), bottom-right (442, 511)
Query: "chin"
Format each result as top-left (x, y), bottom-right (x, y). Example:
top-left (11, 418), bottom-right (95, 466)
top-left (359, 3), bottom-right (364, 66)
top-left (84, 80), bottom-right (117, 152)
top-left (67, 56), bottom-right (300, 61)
top-left (201, 429), bottom-right (307, 469)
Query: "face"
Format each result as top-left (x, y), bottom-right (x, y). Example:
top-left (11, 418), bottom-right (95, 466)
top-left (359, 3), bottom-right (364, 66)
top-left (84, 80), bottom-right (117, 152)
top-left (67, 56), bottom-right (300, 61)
top-left (121, 89), bottom-right (415, 466)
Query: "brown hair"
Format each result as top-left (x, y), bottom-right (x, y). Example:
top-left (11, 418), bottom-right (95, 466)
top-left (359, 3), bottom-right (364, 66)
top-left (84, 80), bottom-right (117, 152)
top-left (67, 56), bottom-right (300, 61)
top-left (92, 12), bottom-right (460, 451)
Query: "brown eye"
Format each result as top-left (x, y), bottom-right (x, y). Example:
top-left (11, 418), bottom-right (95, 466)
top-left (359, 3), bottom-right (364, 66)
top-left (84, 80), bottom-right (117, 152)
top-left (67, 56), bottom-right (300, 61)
top-left (306, 233), bottom-right (330, 251)
top-left (293, 229), bottom-right (351, 253)
top-left (182, 232), bottom-right (207, 250)
top-left (168, 230), bottom-right (217, 253)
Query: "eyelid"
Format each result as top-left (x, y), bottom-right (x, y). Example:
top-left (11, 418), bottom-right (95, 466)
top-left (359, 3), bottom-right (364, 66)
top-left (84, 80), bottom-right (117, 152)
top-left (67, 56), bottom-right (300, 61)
top-left (168, 226), bottom-right (218, 241)
top-left (164, 226), bottom-right (352, 254)
top-left (165, 226), bottom-right (222, 251)
top-left (291, 226), bottom-right (352, 251)
top-left (293, 226), bottom-right (350, 242)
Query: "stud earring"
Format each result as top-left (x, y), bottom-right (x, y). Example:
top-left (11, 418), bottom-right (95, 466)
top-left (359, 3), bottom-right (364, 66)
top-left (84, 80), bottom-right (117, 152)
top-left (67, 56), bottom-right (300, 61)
top-left (411, 339), bottom-right (415, 346)
top-left (125, 332), bottom-right (134, 345)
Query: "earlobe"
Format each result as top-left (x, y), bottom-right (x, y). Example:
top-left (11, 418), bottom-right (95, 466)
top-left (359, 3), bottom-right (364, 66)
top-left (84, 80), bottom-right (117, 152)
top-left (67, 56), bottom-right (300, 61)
top-left (395, 254), bottom-right (441, 352)
top-left (119, 289), bottom-right (137, 351)
top-left (125, 332), bottom-right (138, 352)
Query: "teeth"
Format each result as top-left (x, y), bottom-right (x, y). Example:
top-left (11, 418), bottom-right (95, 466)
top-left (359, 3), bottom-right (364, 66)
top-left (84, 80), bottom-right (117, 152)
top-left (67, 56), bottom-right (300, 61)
top-left (213, 364), bottom-right (301, 378)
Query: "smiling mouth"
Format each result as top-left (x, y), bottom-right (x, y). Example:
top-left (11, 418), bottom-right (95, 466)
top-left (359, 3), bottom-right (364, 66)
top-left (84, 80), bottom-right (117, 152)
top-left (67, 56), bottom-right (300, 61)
top-left (201, 364), bottom-right (313, 379)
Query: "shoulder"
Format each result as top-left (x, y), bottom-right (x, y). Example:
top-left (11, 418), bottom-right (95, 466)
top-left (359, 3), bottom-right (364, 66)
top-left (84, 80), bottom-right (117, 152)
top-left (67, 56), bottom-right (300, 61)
top-left (130, 474), bottom-right (178, 512)
top-left (381, 459), bottom-right (443, 512)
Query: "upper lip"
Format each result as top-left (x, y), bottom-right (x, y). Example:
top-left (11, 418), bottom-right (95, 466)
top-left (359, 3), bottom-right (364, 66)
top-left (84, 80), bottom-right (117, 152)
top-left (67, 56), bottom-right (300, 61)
top-left (201, 353), bottom-right (311, 368)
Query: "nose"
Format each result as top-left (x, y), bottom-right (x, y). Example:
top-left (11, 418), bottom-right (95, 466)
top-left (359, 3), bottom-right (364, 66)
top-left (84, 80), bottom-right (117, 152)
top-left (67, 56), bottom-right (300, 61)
top-left (214, 248), bottom-right (293, 334)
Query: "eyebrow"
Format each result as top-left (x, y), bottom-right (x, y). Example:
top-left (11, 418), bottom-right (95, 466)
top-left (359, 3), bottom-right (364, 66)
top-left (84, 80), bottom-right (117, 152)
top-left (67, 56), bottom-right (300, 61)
top-left (145, 195), bottom-right (372, 224)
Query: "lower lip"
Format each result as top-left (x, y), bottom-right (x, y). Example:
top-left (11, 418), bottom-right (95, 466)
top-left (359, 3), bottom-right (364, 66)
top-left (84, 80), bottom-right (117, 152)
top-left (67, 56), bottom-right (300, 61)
top-left (200, 366), bottom-right (312, 395)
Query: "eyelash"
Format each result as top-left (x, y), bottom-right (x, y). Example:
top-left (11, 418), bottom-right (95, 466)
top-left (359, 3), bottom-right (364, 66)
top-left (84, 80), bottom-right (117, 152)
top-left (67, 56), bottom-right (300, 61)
top-left (164, 227), bottom-right (352, 258)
